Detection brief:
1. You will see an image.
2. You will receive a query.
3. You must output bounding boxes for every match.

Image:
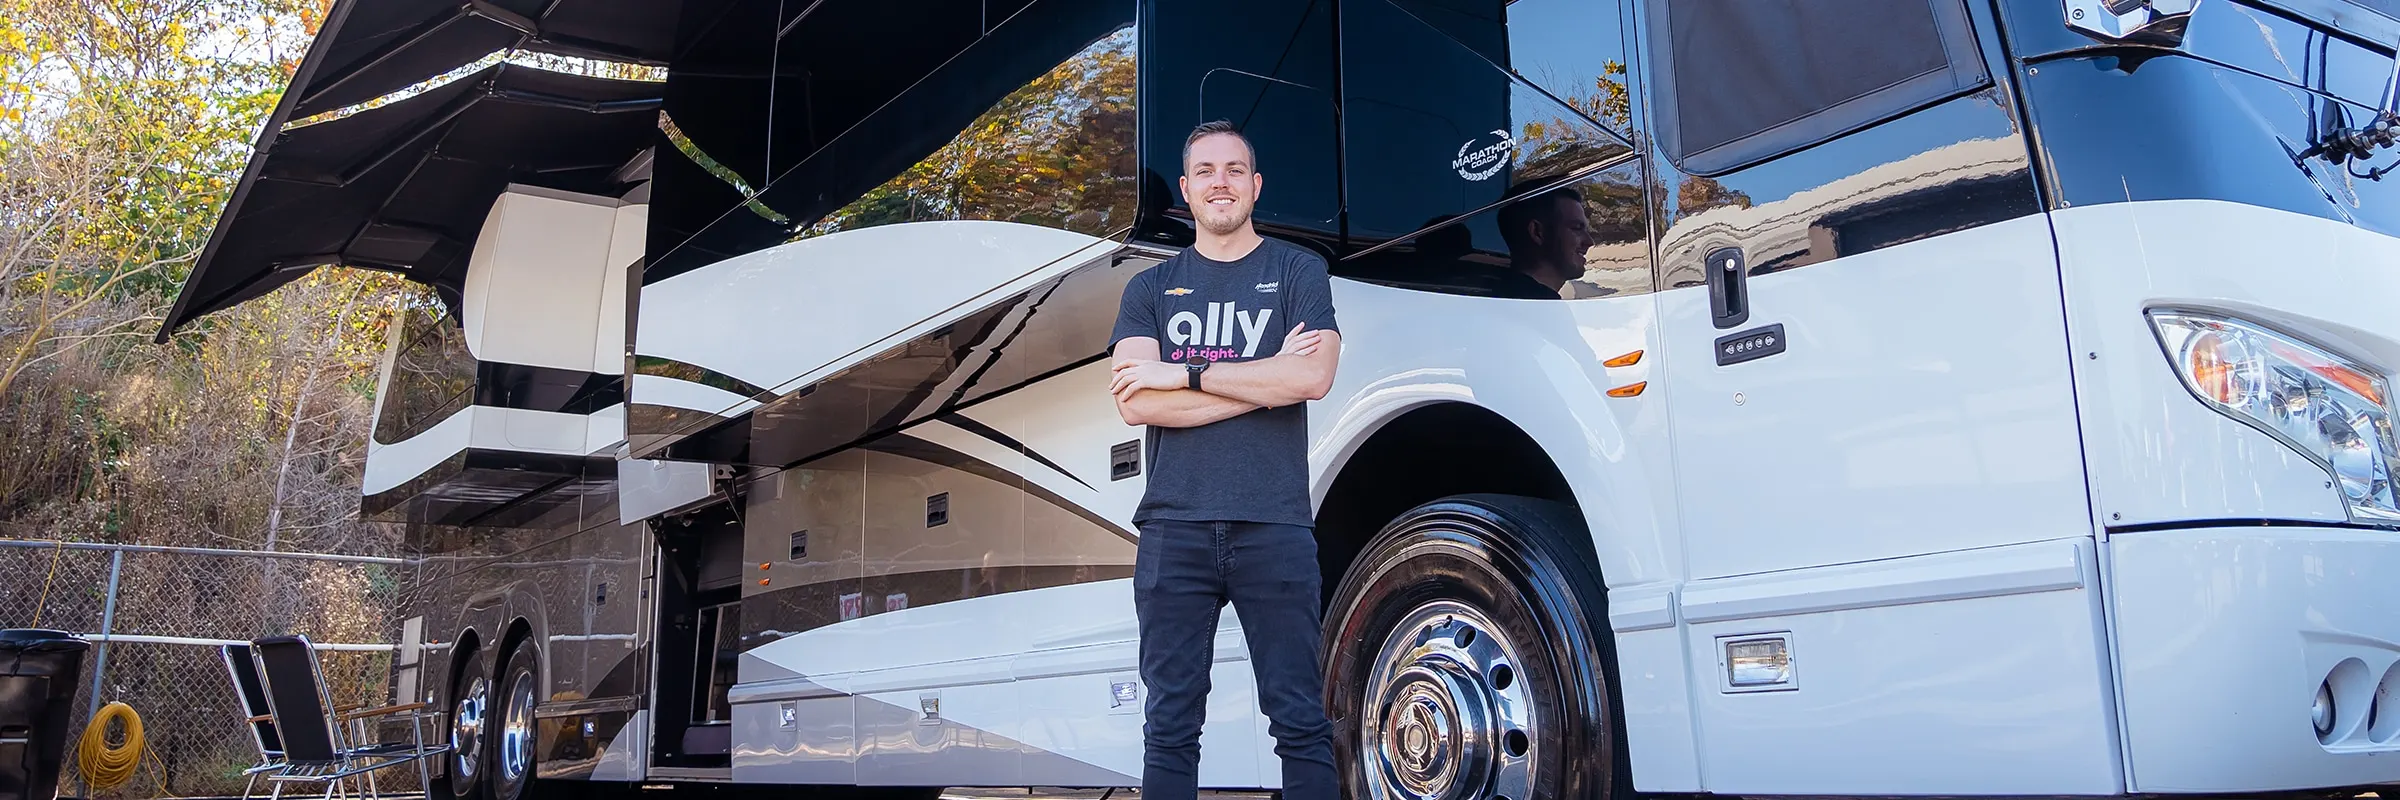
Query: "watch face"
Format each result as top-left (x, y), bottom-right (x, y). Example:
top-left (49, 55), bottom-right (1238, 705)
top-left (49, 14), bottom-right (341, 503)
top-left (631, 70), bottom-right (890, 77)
top-left (1186, 354), bottom-right (1208, 367)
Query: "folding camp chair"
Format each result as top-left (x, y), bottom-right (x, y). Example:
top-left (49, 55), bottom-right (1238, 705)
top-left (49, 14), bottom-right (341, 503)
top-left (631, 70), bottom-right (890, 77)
top-left (221, 643), bottom-right (288, 799)
top-left (250, 635), bottom-right (447, 800)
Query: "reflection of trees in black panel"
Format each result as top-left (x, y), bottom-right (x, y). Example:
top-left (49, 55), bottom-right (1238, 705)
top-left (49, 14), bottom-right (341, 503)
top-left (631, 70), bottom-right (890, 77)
top-left (643, 0), bottom-right (1141, 283)
top-left (374, 303), bottom-right (475, 446)
top-left (795, 28), bottom-right (1139, 240)
top-left (1337, 158), bottom-right (1653, 300)
top-left (1339, 0), bottom-right (1633, 244)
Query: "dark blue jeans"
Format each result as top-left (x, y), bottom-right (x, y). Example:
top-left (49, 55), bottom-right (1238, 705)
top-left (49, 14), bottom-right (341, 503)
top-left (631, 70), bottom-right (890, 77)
top-left (1133, 519), bottom-right (1338, 800)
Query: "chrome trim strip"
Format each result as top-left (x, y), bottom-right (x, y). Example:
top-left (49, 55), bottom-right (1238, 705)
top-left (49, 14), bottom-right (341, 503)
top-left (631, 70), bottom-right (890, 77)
top-left (532, 696), bottom-right (638, 719)
top-left (1679, 538), bottom-right (2090, 624)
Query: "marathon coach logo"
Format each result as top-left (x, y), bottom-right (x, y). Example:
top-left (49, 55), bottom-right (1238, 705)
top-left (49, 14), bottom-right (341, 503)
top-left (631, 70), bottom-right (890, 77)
top-left (1453, 129), bottom-right (1515, 181)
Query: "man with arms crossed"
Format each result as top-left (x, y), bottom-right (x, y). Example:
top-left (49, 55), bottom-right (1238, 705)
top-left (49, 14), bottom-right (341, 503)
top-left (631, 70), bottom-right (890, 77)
top-left (1106, 120), bottom-right (1341, 800)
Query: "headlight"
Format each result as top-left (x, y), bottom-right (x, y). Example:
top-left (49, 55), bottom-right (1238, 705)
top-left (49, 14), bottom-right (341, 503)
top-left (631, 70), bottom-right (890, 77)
top-left (2150, 311), bottom-right (2399, 525)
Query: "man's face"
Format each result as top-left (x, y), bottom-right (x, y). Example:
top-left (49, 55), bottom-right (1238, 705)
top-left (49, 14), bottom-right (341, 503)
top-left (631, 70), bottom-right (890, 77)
top-left (1180, 133), bottom-right (1260, 236)
top-left (1534, 195), bottom-right (1595, 275)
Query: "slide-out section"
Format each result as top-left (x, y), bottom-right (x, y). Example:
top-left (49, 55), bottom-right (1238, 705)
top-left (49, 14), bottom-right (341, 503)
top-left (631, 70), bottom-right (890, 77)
top-left (722, 364), bottom-right (1276, 786)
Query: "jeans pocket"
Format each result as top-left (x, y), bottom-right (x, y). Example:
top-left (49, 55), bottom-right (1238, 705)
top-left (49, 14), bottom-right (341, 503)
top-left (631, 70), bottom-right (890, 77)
top-left (1133, 527), bottom-right (1162, 595)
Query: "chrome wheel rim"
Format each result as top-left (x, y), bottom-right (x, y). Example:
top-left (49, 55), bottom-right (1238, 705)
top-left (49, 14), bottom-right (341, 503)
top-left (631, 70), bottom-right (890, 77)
top-left (1362, 600), bottom-right (1536, 800)
top-left (499, 668), bottom-right (536, 784)
top-left (452, 676), bottom-right (489, 783)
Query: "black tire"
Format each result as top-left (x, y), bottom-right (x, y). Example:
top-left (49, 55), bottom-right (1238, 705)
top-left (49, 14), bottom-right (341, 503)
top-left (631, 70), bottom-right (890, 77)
top-left (1322, 494), bottom-right (1631, 800)
top-left (489, 643), bottom-right (542, 800)
top-left (447, 648), bottom-right (489, 800)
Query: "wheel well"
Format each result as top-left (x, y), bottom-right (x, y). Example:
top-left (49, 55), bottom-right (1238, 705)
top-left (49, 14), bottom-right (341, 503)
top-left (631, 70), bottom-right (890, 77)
top-left (497, 618), bottom-right (534, 676)
top-left (450, 629), bottom-right (483, 691)
top-left (1315, 402), bottom-right (1584, 602)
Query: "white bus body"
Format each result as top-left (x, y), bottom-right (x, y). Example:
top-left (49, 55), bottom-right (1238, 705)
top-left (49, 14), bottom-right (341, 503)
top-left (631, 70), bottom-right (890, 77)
top-left (166, 0), bottom-right (2400, 797)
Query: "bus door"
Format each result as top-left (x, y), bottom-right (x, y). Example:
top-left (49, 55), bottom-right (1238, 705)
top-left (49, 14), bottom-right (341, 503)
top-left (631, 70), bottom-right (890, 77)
top-left (1645, 0), bottom-right (2089, 581)
top-left (1641, 1), bottom-right (2123, 791)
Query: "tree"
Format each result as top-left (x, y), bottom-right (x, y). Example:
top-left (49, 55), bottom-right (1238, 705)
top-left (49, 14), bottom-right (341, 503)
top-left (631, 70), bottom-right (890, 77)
top-left (0, 3), bottom-right (413, 791)
top-left (0, 0), bottom-right (323, 400)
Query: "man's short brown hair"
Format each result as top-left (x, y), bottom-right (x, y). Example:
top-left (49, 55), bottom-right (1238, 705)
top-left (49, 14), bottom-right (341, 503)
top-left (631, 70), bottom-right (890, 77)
top-left (1497, 185), bottom-right (1585, 253)
top-left (1182, 120), bottom-right (1257, 172)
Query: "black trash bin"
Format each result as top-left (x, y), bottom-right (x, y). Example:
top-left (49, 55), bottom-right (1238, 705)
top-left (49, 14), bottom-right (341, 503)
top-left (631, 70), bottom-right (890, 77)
top-left (0, 629), bottom-right (90, 800)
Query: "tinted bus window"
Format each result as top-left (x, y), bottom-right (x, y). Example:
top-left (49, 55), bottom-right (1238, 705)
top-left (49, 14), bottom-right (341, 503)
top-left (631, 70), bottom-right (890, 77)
top-left (374, 304), bottom-right (475, 446)
top-left (648, 0), bottom-right (780, 274)
top-left (1340, 157), bottom-right (1650, 299)
top-left (1503, 0), bottom-right (1638, 133)
top-left (1340, 0), bottom-right (1636, 252)
top-left (1647, 0), bottom-right (1987, 174)
top-left (647, 0), bottom-right (1136, 282)
top-left (794, 24), bottom-right (1139, 239)
top-left (1137, 0), bottom-right (1340, 248)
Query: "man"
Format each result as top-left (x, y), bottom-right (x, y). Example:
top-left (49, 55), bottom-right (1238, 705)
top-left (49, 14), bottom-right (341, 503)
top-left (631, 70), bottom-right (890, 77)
top-left (1494, 184), bottom-right (1596, 298)
top-left (1104, 120), bottom-right (1341, 800)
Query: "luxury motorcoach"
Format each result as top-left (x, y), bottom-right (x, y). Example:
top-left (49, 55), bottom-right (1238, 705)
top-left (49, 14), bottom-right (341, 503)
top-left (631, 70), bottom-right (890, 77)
top-left (165, 0), bottom-right (2400, 797)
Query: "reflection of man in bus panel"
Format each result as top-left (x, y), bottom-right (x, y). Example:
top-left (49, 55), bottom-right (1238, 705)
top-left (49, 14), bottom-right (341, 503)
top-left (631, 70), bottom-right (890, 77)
top-left (1495, 185), bottom-right (1597, 299)
top-left (1103, 120), bottom-right (1342, 800)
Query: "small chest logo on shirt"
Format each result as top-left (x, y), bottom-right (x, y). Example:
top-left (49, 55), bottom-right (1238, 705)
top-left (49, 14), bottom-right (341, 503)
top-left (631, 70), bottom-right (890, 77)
top-left (1164, 287), bottom-right (1193, 296)
top-left (1254, 282), bottom-right (1279, 293)
top-left (1167, 301), bottom-right (1274, 360)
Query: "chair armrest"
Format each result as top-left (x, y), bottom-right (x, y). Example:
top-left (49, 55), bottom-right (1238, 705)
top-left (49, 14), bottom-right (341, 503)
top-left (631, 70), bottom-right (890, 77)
top-left (339, 702), bottom-right (430, 721)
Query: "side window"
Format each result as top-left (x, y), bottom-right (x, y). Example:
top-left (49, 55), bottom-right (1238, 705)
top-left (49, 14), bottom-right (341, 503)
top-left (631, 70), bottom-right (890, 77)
top-left (648, 0), bottom-right (780, 278)
top-left (1646, 0), bottom-right (1988, 174)
top-left (1137, 0), bottom-right (1340, 246)
top-left (1340, 157), bottom-right (1649, 300)
top-left (1502, 0), bottom-right (1638, 133)
top-left (374, 303), bottom-right (475, 446)
top-left (1336, 0), bottom-right (1651, 299)
top-left (1340, 0), bottom-right (1634, 246)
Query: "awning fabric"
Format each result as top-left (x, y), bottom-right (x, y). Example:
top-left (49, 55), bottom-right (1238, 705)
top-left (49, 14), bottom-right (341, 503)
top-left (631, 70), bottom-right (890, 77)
top-left (160, 62), bottom-right (659, 339)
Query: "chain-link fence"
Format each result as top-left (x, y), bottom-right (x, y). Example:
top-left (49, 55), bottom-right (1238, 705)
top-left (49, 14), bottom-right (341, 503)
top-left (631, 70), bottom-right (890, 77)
top-left (0, 539), bottom-right (417, 799)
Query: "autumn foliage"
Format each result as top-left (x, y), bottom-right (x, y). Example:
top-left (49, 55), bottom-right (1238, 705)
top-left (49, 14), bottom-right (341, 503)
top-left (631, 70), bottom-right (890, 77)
top-left (0, 0), bottom-right (408, 623)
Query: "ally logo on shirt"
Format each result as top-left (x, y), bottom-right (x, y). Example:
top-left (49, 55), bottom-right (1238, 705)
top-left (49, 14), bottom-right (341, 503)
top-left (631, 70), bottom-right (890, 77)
top-left (1167, 301), bottom-right (1274, 360)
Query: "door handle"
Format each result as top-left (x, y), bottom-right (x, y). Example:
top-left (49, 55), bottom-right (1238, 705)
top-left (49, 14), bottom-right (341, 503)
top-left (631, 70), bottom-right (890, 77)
top-left (1706, 246), bottom-right (1748, 329)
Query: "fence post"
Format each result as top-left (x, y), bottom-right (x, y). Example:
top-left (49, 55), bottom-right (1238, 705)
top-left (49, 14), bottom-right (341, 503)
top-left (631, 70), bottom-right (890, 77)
top-left (87, 548), bottom-right (124, 720)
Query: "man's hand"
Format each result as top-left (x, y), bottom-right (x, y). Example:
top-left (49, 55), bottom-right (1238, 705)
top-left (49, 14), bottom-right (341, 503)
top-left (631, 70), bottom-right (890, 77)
top-left (1279, 322), bottom-right (1327, 357)
top-left (1107, 337), bottom-right (1259, 428)
top-left (1109, 358), bottom-right (1188, 402)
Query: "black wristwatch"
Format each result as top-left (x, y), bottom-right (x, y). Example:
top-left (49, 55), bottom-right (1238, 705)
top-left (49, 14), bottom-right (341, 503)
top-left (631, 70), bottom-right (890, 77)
top-left (1185, 354), bottom-right (1209, 390)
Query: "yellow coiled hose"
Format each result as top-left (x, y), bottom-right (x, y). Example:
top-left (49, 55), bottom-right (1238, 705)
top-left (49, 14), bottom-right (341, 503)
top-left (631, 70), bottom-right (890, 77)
top-left (75, 701), bottom-right (145, 793)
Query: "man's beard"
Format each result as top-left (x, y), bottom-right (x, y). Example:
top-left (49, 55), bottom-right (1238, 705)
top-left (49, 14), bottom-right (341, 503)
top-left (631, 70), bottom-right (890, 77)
top-left (1196, 203), bottom-right (1250, 236)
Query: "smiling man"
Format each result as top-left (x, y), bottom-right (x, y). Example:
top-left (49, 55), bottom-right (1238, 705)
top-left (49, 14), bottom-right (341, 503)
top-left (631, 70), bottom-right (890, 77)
top-left (1105, 120), bottom-right (1341, 800)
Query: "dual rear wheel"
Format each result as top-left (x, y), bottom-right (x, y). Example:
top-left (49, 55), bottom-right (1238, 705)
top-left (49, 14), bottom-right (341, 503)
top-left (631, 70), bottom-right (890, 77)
top-left (447, 643), bottom-right (541, 800)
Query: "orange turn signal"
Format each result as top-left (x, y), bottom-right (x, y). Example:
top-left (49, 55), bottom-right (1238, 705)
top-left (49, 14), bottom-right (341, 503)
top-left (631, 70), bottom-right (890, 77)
top-left (1607, 382), bottom-right (1648, 398)
top-left (1604, 350), bottom-right (1644, 368)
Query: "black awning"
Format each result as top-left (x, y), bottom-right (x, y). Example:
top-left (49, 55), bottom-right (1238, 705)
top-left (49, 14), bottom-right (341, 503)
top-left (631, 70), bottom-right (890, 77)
top-left (288, 0), bottom-right (677, 122)
top-left (160, 63), bottom-right (659, 340)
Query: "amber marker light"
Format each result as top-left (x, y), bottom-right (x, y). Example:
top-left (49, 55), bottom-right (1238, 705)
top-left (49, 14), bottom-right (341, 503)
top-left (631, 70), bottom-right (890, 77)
top-left (1608, 382), bottom-right (1648, 398)
top-left (1604, 350), bottom-right (1644, 368)
top-left (2182, 330), bottom-right (2241, 404)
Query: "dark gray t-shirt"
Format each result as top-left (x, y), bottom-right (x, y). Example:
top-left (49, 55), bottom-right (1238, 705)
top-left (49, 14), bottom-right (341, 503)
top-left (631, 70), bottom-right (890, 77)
top-left (1108, 238), bottom-right (1339, 527)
